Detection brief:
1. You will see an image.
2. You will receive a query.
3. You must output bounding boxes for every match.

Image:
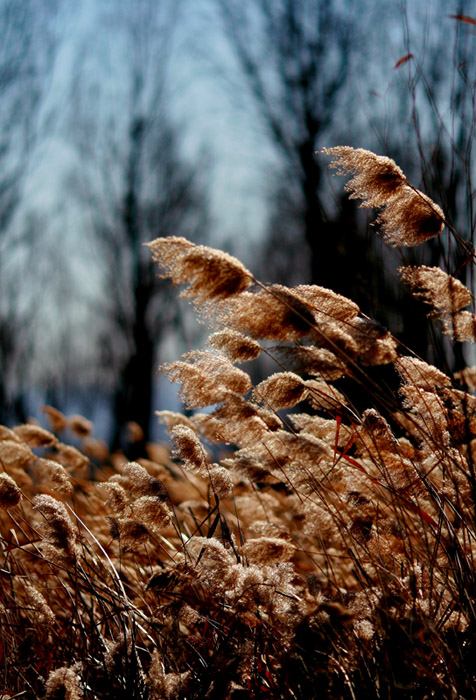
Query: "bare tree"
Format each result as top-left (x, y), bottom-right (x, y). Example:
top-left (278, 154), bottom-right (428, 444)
top-left (0, 0), bottom-right (60, 423)
top-left (213, 0), bottom-right (360, 288)
top-left (70, 0), bottom-right (208, 449)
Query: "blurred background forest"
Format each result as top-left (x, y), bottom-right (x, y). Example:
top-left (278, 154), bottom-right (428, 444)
top-left (1, 0), bottom-right (476, 450)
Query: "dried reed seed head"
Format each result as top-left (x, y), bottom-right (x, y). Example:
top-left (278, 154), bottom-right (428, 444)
top-left (399, 386), bottom-right (450, 446)
top-left (214, 286), bottom-right (317, 341)
top-left (455, 365), bottom-right (476, 392)
top-left (252, 430), bottom-right (331, 472)
top-left (0, 472), bottom-right (22, 508)
top-left (182, 349), bottom-right (252, 389)
top-left (147, 235), bottom-right (196, 270)
top-left (254, 372), bottom-right (308, 410)
top-left (179, 247), bottom-right (253, 300)
top-left (107, 515), bottom-right (121, 539)
top-left (289, 413), bottom-right (352, 447)
top-left (349, 317), bottom-right (398, 365)
top-left (207, 329), bottom-right (261, 362)
top-left (313, 321), bottom-right (360, 358)
top-left (22, 581), bottom-right (56, 626)
top-left (127, 421), bottom-right (144, 443)
top-left (362, 409), bottom-right (395, 441)
top-left (82, 437), bottom-right (110, 462)
top-left (240, 536), bottom-right (295, 564)
top-left (163, 351), bottom-right (252, 409)
top-left (208, 464), bottom-right (233, 499)
top-left (130, 495), bottom-right (171, 530)
top-left (293, 284), bottom-right (360, 322)
top-left (248, 520), bottom-right (291, 540)
top-left (33, 494), bottom-right (79, 558)
top-left (399, 265), bottom-right (472, 313)
top-left (396, 356), bottom-right (452, 391)
top-left (13, 423), bottom-right (58, 447)
top-left (147, 650), bottom-right (192, 700)
top-left (189, 412), bottom-right (232, 443)
top-left (37, 459), bottom-right (73, 496)
top-left (376, 187), bottom-right (445, 246)
top-left (147, 235), bottom-right (253, 301)
top-left (0, 440), bottom-right (34, 469)
top-left (189, 536), bottom-right (235, 570)
top-left (156, 409), bottom-right (197, 433)
top-left (42, 405), bottom-right (68, 433)
top-left (99, 481), bottom-right (129, 513)
top-left (440, 310), bottom-right (476, 342)
top-left (56, 443), bottom-right (90, 470)
top-left (323, 146), bottom-right (445, 246)
top-left (44, 666), bottom-right (83, 700)
top-left (170, 424), bottom-right (208, 474)
top-left (306, 379), bottom-right (348, 410)
top-left (201, 398), bottom-right (281, 446)
top-left (162, 360), bottom-right (226, 409)
top-left (222, 453), bottom-right (273, 481)
top-left (322, 146), bottom-right (407, 206)
top-left (67, 414), bottom-right (93, 438)
top-left (115, 517), bottom-right (150, 545)
top-left (358, 409), bottom-right (397, 455)
top-left (0, 425), bottom-right (22, 442)
top-left (212, 390), bottom-right (281, 428)
top-left (123, 462), bottom-right (168, 499)
top-left (273, 345), bottom-right (349, 381)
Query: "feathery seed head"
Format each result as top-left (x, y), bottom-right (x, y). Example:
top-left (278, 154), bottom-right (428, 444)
top-left (208, 464), bottom-right (233, 499)
top-left (99, 481), bottom-right (129, 513)
top-left (13, 423), bottom-right (58, 447)
top-left (440, 310), bottom-right (476, 342)
top-left (37, 459), bottom-right (73, 496)
top-left (207, 329), bottom-right (261, 362)
top-left (213, 286), bottom-right (317, 341)
top-left (44, 666), bottom-right (83, 700)
top-left (33, 494), bottom-right (79, 560)
top-left (163, 350), bottom-right (252, 409)
top-left (396, 356), bottom-right (451, 391)
top-left (170, 424), bottom-right (208, 474)
top-left (0, 440), bottom-right (34, 469)
top-left (68, 414), bottom-right (93, 438)
top-left (123, 462), bottom-right (168, 499)
top-left (147, 236), bottom-right (254, 301)
top-left (0, 472), bottom-right (22, 508)
top-left (377, 188), bottom-right (445, 246)
top-left (400, 265), bottom-right (472, 313)
top-left (323, 146), bottom-right (445, 246)
top-left (322, 146), bottom-right (407, 206)
top-left (42, 404), bottom-right (68, 433)
top-left (241, 536), bottom-right (295, 564)
top-left (130, 495), bottom-right (171, 532)
top-left (254, 372), bottom-right (308, 410)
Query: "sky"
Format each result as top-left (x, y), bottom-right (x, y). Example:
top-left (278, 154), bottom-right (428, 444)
top-left (23, 0), bottom-right (277, 264)
top-left (8, 0), bottom-right (476, 437)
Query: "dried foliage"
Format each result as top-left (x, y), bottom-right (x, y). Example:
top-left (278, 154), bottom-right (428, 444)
top-left (323, 146), bottom-right (446, 245)
top-left (3, 148), bottom-right (476, 698)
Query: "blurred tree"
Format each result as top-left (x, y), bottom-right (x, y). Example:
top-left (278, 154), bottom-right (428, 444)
top-left (371, 2), bottom-right (476, 370)
top-left (216, 0), bottom-right (476, 370)
top-left (0, 0), bottom-right (60, 423)
top-left (213, 1), bottom-right (359, 290)
top-left (70, 0), bottom-right (208, 450)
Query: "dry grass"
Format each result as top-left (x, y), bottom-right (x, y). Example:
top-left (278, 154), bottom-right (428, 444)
top-left (2, 148), bottom-right (476, 698)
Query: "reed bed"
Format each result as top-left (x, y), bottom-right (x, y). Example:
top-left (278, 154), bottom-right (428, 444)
top-left (2, 147), bottom-right (476, 698)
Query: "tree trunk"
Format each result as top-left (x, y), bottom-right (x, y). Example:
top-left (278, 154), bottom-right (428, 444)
top-left (112, 317), bottom-right (155, 456)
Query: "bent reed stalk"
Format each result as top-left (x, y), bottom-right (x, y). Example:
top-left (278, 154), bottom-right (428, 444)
top-left (2, 147), bottom-right (476, 698)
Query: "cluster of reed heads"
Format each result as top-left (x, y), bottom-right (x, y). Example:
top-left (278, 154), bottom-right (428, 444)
top-left (2, 147), bottom-right (476, 698)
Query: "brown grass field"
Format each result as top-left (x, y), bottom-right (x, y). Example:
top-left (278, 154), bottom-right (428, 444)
top-left (2, 148), bottom-right (476, 698)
